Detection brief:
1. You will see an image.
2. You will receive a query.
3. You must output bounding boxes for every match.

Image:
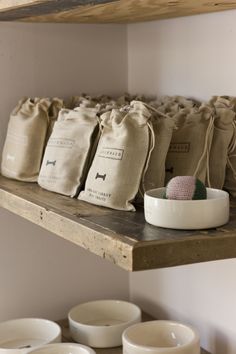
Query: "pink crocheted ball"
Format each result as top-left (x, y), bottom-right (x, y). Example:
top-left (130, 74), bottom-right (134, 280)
top-left (165, 176), bottom-right (207, 200)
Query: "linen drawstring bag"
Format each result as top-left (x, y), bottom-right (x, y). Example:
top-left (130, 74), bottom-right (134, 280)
top-left (139, 103), bottom-right (176, 191)
top-left (207, 98), bottom-right (235, 189)
top-left (1, 97), bottom-right (51, 181)
top-left (78, 101), bottom-right (154, 211)
top-left (217, 96), bottom-right (236, 195)
top-left (38, 107), bottom-right (100, 197)
top-left (209, 96), bottom-right (236, 194)
top-left (165, 104), bottom-right (215, 184)
top-left (46, 98), bottom-right (64, 141)
top-left (224, 125), bottom-right (236, 196)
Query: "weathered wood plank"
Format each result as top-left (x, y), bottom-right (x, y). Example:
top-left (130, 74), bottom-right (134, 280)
top-left (0, 0), bottom-right (118, 21)
top-left (58, 315), bottom-right (211, 354)
top-left (0, 176), bottom-right (135, 271)
top-left (1, 175), bottom-right (236, 271)
top-left (0, 0), bottom-right (236, 23)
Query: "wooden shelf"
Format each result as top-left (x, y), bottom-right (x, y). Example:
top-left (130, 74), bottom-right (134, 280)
top-left (58, 313), bottom-right (211, 354)
top-left (1, 175), bottom-right (236, 271)
top-left (0, 0), bottom-right (236, 23)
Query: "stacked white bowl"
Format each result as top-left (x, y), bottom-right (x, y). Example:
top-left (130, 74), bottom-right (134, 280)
top-left (68, 300), bottom-right (142, 348)
top-left (122, 320), bottom-right (200, 354)
top-left (0, 318), bottom-right (61, 354)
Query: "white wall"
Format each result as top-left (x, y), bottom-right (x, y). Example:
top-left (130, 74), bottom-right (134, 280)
top-left (0, 22), bottom-right (129, 321)
top-left (128, 10), bottom-right (236, 102)
top-left (128, 10), bottom-right (236, 354)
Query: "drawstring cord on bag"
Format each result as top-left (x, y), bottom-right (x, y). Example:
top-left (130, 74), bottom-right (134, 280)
top-left (143, 102), bottom-right (172, 120)
top-left (193, 112), bottom-right (215, 187)
top-left (139, 120), bottom-right (156, 198)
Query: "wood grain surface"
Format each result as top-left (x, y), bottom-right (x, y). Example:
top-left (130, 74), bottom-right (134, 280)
top-left (0, 0), bottom-right (236, 23)
top-left (1, 175), bottom-right (236, 271)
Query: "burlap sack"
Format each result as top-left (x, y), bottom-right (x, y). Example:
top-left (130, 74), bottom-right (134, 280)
top-left (46, 98), bottom-right (64, 141)
top-left (165, 104), bottom-right (215, 184)
top-left (78, 101), bottom-right (154, 211)
top-left (1, 97), bottom-right (51, 181)
top-left (38, 107), bottom-right (100, 197)
top-left (215, 96), bottom-right (236, 195)
top-left (207, 99), bottom-right (235, 189)
top-left (142, 106), bottom-right (176, 191)
top-left (224, 131), bottom-right (236, 196)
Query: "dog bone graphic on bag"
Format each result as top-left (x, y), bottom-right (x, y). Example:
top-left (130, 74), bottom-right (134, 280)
top-left (38, 107), bottom-right (100, 197)
top-left (78, 101), bottom-right (154, 211)
top-left (1, 97), bottom-right (51, 181)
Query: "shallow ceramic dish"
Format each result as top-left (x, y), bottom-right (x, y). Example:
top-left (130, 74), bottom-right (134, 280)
top-left (68, 300), bottom-right (141, 348)
top-left (144, 187), bottom-right (229, 230)
top-left (0, 318), bottom-right (61, 354)
top-left (122, 320), bottom-right (200, 354)
top-left (27, 343), bottom-right (95, 354)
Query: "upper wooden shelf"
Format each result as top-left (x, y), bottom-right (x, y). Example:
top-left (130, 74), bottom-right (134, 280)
top-left (1, 175), bottom-right (236, 271)
top-left (0, 0), bottom-right (236, 23)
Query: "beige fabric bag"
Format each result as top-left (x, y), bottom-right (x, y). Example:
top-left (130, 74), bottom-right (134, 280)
top-left (1, 97), bottom-right (51, 181)
top-left (214, 96), bottom-right (236, 195)
top-left (46, 98), bottom-right (64, 141)
top-left (139, 103), bottom-right (176, 191)
top-left (225, 132), bottom-right (236, 196)
top-left (79, 101), bottom-right (154, 211)
top-left (207, 98), bottom-right (235, 189)
top-left (38, 107), bottom-right (100, 197)
top-left (165, 104), bottom-right (215, 184)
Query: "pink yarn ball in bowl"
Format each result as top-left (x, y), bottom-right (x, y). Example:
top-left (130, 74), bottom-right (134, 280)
top-left (165, 176), bottom-right (207, 200)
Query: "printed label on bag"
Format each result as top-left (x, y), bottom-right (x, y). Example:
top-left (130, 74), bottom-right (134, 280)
top-left (169, 143), bottom-right (190, 153)
top-left (7, 133), bottom-right (28, 146)
top-left (87, 188), bottom-right (111, 202)
top-left (98, 147), bottom-right (124, 160)
top-left (48, 138), bottom-right (75, 149)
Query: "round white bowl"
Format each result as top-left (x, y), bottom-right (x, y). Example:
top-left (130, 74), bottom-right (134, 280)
top-left (0, 318), bottom-right (61, 354)
top-left (144, 187), bottom-right (229, 230)
top-left (68, 300), bottom-right (141, 348)
top-left (27, 343), bottom-right (95, 354)
top-left (122, 320), bottom-right (200, 354)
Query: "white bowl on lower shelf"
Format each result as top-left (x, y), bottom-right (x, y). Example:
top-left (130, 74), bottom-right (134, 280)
top-left (27, 343), bottom-right (95, 354)
top-left (68, 300), bottom-right (141, 348)
top-left (122, 320), bottom-right (200, 354)
top-left (0, 318), bottom-right (61, 354)
top-left (144, 187), bottom-right (229, 230)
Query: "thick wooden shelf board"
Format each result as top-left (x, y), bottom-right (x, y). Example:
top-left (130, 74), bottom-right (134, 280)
top-left (1, 175), bottom-right (236, 271)
top-left (58, 314), bottom-right (211, 354)
top-left (0, 0), bottom-right (236, 23)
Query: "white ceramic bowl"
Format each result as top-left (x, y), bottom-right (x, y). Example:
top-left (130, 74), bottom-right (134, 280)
top-left (27, 343), bottom-right (95, 354)
top-left (122, 320), bottom-right (200, 354)
top-left (68, 300), bottom-right (141, 348)
top-left (0, 318), bottom-right (61, 354)
top-left (144, 187), bottom-right (229, 230)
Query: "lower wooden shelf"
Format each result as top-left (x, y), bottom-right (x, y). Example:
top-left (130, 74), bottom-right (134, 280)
top-left (1, 175), bottom-right (236, 271)
top-left (57, 314), bottom-right (211, 354)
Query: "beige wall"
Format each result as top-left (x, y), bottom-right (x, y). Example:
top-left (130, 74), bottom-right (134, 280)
top-left (128, 10), bottom-right (236, 354)
top-left (0, 22), bottom-right (129, 321)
